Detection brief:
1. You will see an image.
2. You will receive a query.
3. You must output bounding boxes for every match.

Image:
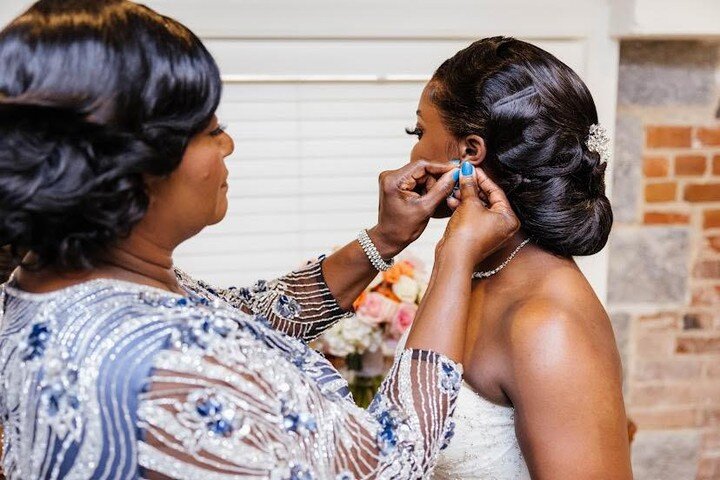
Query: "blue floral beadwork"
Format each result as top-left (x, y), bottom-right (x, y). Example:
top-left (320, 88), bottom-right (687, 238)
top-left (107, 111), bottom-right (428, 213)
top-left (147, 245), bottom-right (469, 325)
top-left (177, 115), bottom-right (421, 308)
top-left (42, 378), bottom-right (80, 417)
top-left (288, 346), bottom-right (311, 368)
top-left (37, 353), bottom-right (82, 438)
top-left (233, 286), bottom-right (253, 302)
top-left (281, 402), bottom-right (318, 436)
top-left (252, 279), bottom-right (268, 293)
top-left (335, 472), bottom-right (354, 480)
top-left (368, 395), bottom-right (401, 456)
top-left (439, 361), bottom-right (461, 395)
top-left (376, 410), bottom-right (399, 455)
top-left (20, 322), bottom-right (51, 361)
top-left (440, 419), bottom-right (455, 450)
top-left (288, 464), bottom-right (314, 480)
top-left (273, 294), bottom-right (302, 320)
top-left (194, 393), bottom-right (238, 437)
top-left (173, 315), bottom-right (233, 350)
top-left (189, 294), bottom-right (211, 307)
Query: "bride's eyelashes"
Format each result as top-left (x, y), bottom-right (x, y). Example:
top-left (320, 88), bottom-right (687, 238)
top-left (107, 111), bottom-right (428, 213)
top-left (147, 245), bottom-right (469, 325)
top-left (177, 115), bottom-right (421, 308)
top-left (405, 125), bottom-right (423, 140)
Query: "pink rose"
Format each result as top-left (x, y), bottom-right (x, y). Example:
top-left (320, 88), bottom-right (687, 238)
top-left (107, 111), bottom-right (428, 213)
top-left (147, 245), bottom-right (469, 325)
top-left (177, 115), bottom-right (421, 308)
top-left (356, 292), bottom-right (398, 325)
top-left (390, 302), bottom-right (417, 338)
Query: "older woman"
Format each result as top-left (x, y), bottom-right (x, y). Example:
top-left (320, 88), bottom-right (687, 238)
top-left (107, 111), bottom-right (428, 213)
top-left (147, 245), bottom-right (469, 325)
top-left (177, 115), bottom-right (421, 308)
top-left (0, 1), bottom-right (518, 479)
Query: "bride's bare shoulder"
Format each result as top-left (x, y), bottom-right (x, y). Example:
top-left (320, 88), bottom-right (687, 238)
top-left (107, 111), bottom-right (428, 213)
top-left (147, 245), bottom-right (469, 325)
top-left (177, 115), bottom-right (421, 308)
top-left (500, 283), bottom-right (622, 391)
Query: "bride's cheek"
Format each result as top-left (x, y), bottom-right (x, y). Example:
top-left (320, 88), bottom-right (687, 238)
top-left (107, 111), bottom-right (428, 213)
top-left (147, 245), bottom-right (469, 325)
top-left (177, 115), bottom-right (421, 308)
top-left (410, 143), bottom-right (421, 163)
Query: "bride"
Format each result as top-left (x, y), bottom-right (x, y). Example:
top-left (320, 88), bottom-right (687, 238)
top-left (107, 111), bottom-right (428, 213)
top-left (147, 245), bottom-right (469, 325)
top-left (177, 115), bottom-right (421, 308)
top-left (400, 37), bottom-right (633, 479)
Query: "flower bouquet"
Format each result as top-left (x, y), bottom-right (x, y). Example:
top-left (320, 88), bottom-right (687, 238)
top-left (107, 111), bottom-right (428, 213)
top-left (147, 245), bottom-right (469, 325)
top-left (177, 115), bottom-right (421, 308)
top-left (311, 255), bottom-right (427, 407)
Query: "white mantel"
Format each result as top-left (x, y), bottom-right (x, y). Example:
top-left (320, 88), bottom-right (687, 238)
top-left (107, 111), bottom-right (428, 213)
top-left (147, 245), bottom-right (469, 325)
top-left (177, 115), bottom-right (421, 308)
top-left (611, 0), bottom-right (720, 39)
top-left (3, 1), bottom-right (719, 40)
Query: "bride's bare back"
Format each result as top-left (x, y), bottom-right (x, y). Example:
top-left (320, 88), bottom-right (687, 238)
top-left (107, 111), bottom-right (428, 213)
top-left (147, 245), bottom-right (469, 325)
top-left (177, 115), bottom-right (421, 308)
top-left (462, 242), bottom-right (630, 479)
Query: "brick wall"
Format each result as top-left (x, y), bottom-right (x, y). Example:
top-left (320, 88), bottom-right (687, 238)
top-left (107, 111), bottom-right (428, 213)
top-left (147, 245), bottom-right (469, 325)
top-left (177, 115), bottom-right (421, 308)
top-left (610, 41), bottom-right (720, 480)
top-left (635, 125), bottom-right (720, 478)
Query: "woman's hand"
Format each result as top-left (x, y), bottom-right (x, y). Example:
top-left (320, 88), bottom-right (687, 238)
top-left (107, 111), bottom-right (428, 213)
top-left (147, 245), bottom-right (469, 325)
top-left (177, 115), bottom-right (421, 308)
top-left (405, 163), bottom-right (518, 361)
top-left (321, 160), bottom-right (456, 311)
top-left (437, 163), bottom-right (519, 269)
top-left (368, 160), bottom-right (458, 259)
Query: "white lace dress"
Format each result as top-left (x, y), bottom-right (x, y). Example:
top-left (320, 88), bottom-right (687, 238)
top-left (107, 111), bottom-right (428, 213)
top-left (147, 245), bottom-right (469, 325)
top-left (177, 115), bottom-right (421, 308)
top-left (398, 333), bottom-right (530, 479)
top-left (0, 260), bottom-right (462, 479)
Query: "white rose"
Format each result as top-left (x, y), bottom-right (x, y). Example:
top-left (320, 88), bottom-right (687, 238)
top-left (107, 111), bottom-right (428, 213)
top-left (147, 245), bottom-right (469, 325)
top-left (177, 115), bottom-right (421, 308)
top-left (392, 275), bottom-right (420, 303)
top-left (367, 327), bottom-right (383, 353)
top-left (417, 282), bottom-right (428, 303)
top-left (341, 316), bottom-right (375, 353)
top-left (322, 323), bottom-right (354, 357)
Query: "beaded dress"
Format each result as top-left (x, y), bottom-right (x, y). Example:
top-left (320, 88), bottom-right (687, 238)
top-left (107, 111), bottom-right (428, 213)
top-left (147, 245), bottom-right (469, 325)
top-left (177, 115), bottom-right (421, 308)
top-left (0, 260), bottom-right (461, 479)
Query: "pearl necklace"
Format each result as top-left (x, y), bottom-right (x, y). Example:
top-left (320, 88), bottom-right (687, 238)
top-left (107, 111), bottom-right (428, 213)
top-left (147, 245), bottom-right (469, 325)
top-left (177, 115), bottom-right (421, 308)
top-left (472, 238), bottom-right (531, 280)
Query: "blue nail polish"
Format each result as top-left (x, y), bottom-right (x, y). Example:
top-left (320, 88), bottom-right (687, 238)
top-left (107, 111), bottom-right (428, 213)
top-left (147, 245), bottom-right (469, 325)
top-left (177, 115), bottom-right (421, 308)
top-left (461, 161), bottom-right (474, 176)
top-left (452, 170), bottom-right (460, 182)
top-left (450, 158), bottom-right (461, 166)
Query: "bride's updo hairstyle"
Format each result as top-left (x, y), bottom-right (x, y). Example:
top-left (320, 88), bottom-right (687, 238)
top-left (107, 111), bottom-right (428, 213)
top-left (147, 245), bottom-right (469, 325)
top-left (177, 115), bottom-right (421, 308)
top-left (432, 37), bottom-right (612, 257)
top-left (0, 0), bottom-right (221, 269)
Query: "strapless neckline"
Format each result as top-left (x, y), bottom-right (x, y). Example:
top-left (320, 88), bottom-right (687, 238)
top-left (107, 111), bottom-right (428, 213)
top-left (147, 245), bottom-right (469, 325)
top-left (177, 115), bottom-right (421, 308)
top-left (395, 332), bottom-right (530, 479)
top-left (432, 377), bottom-right (530, 479)
top-left (460, 381), bottom-right (514, 410)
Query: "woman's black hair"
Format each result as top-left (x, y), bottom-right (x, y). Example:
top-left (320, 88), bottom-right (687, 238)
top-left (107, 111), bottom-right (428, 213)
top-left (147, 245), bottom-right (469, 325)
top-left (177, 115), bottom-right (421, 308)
top-left (0, 0), bottom-right (222, 269)
top-left (432, 36), bottom-right (613, 257)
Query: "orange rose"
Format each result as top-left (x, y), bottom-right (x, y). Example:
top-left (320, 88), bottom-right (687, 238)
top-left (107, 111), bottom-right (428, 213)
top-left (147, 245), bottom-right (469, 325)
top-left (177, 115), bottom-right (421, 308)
top-left (352, 290), bottom-right (368, 311)
top-left (397, 260), bottom-right (415, 278)
top-left (375, 283), bottom-right (401, 302)
top-left (383, 264), bottom-right (403, 284)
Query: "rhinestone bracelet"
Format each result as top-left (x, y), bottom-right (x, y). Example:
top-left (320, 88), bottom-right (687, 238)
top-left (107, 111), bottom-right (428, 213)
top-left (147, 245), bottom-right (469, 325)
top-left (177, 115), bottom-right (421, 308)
top-left (357, 229), bottom-right (395, 272)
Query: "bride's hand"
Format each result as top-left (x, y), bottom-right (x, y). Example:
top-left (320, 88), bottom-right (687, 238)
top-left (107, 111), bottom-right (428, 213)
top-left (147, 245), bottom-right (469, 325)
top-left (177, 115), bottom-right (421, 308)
top-left (368, 160), bottom-right (458, 258)
top-left (437, 163), bottom-right (520, 268)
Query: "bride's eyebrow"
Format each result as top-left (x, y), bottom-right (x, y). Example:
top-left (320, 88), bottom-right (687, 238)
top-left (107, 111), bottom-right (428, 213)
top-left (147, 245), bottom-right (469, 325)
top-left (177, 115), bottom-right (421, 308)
top-left (416, 110), bottom-right (423, 118)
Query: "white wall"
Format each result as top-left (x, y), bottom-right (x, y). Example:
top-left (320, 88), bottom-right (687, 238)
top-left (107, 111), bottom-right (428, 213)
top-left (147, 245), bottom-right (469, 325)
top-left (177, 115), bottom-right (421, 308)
top-left (0, 0), bottom-right (624, 301)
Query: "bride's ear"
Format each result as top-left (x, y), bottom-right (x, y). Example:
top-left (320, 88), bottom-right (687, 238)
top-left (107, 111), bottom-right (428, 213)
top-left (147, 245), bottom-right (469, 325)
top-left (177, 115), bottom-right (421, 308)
top-left (461, 135), bottom-right (487, 166)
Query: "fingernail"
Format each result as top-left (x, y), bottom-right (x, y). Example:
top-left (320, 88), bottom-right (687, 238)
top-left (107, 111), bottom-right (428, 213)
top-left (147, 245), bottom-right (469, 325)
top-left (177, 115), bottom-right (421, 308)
top-left (461, 161), bottom-right (474, 176)
top-left (452, 169), bottom-right (460, 182)
top-left (450, 158), bottom-right (461, 166)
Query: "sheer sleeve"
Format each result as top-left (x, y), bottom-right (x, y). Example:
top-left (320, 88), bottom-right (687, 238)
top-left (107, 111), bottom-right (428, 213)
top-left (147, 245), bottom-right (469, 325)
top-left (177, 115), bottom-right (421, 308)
top-left (177, 259), bottom-right (352, 342)
top-left (136, 311), bottom-right (462, 480)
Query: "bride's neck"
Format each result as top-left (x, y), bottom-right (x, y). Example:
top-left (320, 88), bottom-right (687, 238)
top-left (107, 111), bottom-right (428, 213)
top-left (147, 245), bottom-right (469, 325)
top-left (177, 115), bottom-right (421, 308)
top-left (475, 232), bottom-right (532, 275)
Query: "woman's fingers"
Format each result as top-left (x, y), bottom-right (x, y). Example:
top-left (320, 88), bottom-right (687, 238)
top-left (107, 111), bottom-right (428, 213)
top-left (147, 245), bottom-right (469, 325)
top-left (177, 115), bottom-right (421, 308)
top-left (420, 167), bottom-right (460, 211)
top-left (458, 163), bottom-right (481, 203)
top-left (475, 167), bottom-right (511, 213)
top-left (392, 160), bottom-right (456, 193)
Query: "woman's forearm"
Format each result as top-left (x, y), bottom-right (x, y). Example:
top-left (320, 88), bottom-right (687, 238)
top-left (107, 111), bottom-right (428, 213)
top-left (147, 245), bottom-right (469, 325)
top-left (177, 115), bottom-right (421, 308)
top-left (322, 161), bottom-right (458, 312)
top-left (321, 225), bottom-right (405, 312)
top-left (405, 250), bottom-right (473, 363)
